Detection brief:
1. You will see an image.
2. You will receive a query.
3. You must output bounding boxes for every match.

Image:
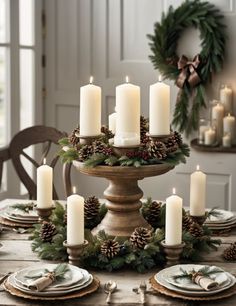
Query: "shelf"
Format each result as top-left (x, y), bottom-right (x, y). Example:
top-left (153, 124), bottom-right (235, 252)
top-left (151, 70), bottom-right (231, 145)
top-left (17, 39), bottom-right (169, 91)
top-left (190, 138), bottom-right (236, 153)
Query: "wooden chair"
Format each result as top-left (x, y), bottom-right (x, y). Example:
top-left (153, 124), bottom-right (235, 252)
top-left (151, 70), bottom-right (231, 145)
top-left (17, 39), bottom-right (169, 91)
top-left (0, 147), bottom-right (11, 189)
top-left (8, 125), bottom-right (71, 200)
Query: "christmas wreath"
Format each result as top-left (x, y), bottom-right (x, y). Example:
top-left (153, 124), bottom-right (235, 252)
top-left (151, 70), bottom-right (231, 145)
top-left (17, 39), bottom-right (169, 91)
top-left (147, 0), bottom-right (226, 136)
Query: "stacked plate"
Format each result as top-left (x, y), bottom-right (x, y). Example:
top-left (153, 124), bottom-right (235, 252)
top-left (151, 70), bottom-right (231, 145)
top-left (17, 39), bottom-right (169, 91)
top-left (0, 202), bottom-right (38, 226)
top-left (154, 264), bottom-right (236, 297)
top-left (205, 209), bottom-right (236, 232)
top-left (6, 264), bottom-right (93, 297)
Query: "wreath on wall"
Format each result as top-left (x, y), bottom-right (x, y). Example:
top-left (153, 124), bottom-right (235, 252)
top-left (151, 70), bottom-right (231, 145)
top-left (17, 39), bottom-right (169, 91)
top-left (147, 0), bottom-right (226, 136)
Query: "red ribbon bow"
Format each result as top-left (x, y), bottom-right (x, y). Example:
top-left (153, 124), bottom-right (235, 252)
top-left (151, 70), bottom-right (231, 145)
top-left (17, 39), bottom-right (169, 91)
top-left (176, 54), bottom-right (201, 88)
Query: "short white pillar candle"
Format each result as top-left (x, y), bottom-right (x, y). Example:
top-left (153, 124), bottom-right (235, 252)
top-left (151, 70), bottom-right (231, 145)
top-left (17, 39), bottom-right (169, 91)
top-left (204, 127), bottom-right (216, 145)
top-left (165, 188), bottom-right (183, 246)
top-left (222, 133), bottom-right (231, 148)
top-left (108, 112), bottom-right (117, 134)
top-left (223, 114), bottom-right (235, 145)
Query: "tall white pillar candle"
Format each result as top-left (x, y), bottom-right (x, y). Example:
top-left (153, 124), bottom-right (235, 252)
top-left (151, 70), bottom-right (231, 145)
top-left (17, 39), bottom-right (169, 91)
top-left (67, 191), bottom-right (84, 245)
top-left (165, 188), bottom-right (182, 246)
top-left (108, 112), bottom-right (117, 134)
top-left (223, 114), bottom-right (235, 144)
top-left (37, 160), bottom-right (53, 208)
top-left (149, 76), bottom-right (170, 135)
top-left (212, 102), bottom-right (224, 143)
top-left (190, 165), bottom-right (206, 216)
top-left (204, 128), bottom-right (216, 145)
top-left (79, 77), bottom-right (101, 136)
top-left (220, 85), bottom-right (233, 115)
top-left (114, 77), bottom-right (140, 147)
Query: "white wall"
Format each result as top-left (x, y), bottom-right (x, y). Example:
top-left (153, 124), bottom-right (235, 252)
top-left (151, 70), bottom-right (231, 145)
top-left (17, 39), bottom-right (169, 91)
top-left (45, 0), bottom-right (236, 210)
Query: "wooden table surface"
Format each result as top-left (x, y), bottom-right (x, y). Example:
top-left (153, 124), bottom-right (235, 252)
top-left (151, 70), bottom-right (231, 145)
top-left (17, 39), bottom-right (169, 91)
top-left (0, 200), bottom-right (236, 305)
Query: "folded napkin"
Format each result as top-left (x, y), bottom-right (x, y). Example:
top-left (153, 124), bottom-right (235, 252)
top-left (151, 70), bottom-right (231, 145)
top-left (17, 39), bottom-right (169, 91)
top-left (28, 272), bottom-right (55, 291)
top-left (192, 272), bottom-right (218, 291)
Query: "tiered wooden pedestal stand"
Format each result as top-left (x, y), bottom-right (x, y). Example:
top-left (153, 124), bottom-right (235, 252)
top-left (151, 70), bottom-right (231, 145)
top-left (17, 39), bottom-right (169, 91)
top-left (73, 161), bottom-right (173, 237)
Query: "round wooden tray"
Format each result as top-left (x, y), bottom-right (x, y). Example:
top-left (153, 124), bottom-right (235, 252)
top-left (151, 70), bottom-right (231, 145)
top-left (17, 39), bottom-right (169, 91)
top-left (0, 216), bottom-right (36, 228)
top-left (3, 275), bottom-right (100, 300)
top-left (149, 275), bottom-right (236, 301)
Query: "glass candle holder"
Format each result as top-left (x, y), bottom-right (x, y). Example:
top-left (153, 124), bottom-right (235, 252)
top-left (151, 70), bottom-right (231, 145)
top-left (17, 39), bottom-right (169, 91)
top-left (219, 84), bottom-right (233, 115)
top-left (198, 119), bottom-right (210, 144)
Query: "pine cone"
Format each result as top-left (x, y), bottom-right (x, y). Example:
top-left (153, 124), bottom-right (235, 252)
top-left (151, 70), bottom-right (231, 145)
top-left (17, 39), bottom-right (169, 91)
top-left (189, 222), bottom-right (204, 237)
top-left (148, 141), bottom-right (167, 160)
top-left (173, 131), bottom-right (183, 146)
top-left (130, 227), bottom-right (152, 249)
top-left (93, 140), bottom-right (107, 154)
top-left (84, 196), bottom-right (100, 220)
top-left (63, 211), bottom-right (67, 225)
top-left (145, 201), bottom-right (161, 226)
top-left (69, 127), bottom-right (80, 147)
top-left (78, 145), bottom-right (93, 161)
top-left (40, 221), bottom-right (57, 242)
top-left (182, 214), bottom-right (192, 231)
top-left (164, 136), bottom-right (178, 153)
top-left (101, 125), bottom-right (114, 139)
top-left (223, 243), bottom-right (236, 261)
top-left (140, 116), bottom-right (149, 144)
top-left (100, 239), bottom-right (120, 258)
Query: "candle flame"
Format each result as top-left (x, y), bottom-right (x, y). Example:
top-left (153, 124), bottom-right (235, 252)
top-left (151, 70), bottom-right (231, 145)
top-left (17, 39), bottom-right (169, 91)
top-left (89, 76), bottom-right (93, 84)
top-left (196, 165), bottom-right (200, 171)
top-left (72, 186), bottom-right (77, 194)
top-left (172, 188), bottom-right (176, 195)
top-left (43, 158), bottom-right (46, 165)
top-left (158, 74), bottom-right (163, 82)
top-left (125, 76), bottom-right (129, 83)
top-left (228, 113), bottom-right (231, 116)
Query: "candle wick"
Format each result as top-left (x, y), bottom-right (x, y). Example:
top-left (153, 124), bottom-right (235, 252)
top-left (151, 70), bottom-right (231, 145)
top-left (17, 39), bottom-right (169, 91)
top-left (89, 76), bottom-right (93, 84)
top-left (158, 75), bottom-right (163, 82)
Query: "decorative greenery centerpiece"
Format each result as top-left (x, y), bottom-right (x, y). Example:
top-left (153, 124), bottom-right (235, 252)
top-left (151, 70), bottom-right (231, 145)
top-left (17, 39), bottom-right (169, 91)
top-left (147, 0), bottom-right (226, 136)
top-left (30, 198), bottom-right (221, 272)
top-left (59, 117), bottom-right (190, 168)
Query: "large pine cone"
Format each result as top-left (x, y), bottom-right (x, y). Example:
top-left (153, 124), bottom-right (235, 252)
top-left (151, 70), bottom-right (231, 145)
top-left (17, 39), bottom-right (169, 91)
top-left (223, 243), bottom-right (236, 261)
top-left (100, 239), bottom-right (120, 259)
top-left (189, 222), bottom-right (204, 237)
top-left (78, 145), bottom-right (94, 161)
top-left (145, 201), bottom-right (161, 225)
top-left (182, 214), bottom-right (193, 231)
top-left (173, 131), bottom-right (183, 146)
top-left (140, 116), bottom-right (149, 144)
top-left (148, 141), bottom-right (167, 160)
top-left (84, 196), bottom-right (100, 220)
top-left (164, 135), bottom-right (178, 153)
top-left (40, 221), bottom-right (57, 242)
top-left (101, 125), bottom-right (114, 139)
top-left (93, 140), bottom-right (107, 154)
top-left (69, 127), bottom-right (80, 147)
top-left (130, 227), bottom-right (152, 249)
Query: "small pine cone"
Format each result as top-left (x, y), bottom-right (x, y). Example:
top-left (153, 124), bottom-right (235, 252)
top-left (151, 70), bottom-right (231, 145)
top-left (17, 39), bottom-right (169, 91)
top-left (223, 243), bottom-right (236, 261)
top-left (164, 136), bottom-right (178, 153)
top-left (69, 127), bottom-right (80, 147)
top-left (84, 196), bottom-right (100, 220)
top-left (145, 201), bottom-right (161, 225)
top-left (148, 141), bottom-right (167, 160)
top-left (182, 214), bottom-right (192, 231)
top-left (93, 140), bottom-right (107, 154)
top-left (100, 239), bottom-right (120, 259)
top-left (78, 145), bottom-right (94, 161)
top-left (63, 212), bottom-right (67, 225)
top-left (173, 131), bottom-right (183, 146)
top-left (40, 221), bottom-right (57, 243)
top-left (130, 227), bottom-right (152, 249)
top-left (189, 222), bottom-right (204, 237)
top-left (140, 116), bottom-right (149, 144)
top-left (101, 125), bottom-right (114, 139)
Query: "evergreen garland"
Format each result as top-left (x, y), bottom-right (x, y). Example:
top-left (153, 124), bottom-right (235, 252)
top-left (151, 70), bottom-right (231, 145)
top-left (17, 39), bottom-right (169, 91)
top-left (147, 0), bottom-right (226, 136)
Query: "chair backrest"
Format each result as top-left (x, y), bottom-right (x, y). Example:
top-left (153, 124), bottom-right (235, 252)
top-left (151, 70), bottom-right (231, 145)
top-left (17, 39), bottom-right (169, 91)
top-left (0, 147), bottom-right (11, 189)
top-left (9, 125), bottom-right (70, 200)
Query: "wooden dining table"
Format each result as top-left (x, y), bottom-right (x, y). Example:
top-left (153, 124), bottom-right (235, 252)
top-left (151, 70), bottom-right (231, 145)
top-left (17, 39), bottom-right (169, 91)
top-left (0, 199), bottom-right (236, 305)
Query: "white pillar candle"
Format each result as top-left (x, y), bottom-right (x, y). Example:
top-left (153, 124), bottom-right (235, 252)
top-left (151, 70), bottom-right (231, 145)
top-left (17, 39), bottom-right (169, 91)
top-left (108, 112), bottom-right (116, 134)
top-left (190, 165), bottom-right (206, 216)
top-left (79, 76), bottom-right (101, 136)
top-left (212, 102), bottom-right (224, 142)
top-left (220, 85), bottom-right (233, 115)
top-left (37, 160), bottom-right (53, 208)
top-left (204, 128), bottom-right (216, 145)
top-left (149, 76), bottom-right (170, 135)
top-left (222, 133), bottom-right (231, 148)
top-left (114, 76), bottom-right (140, 147)
top-left (199, 126), bottom-right (209, 144)
top-left (223, 114), bottom-right (235, 144)
top-left (165, 188), bottom-right (182, 246)
top-left (67, 189), bottom-right (84, 245)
